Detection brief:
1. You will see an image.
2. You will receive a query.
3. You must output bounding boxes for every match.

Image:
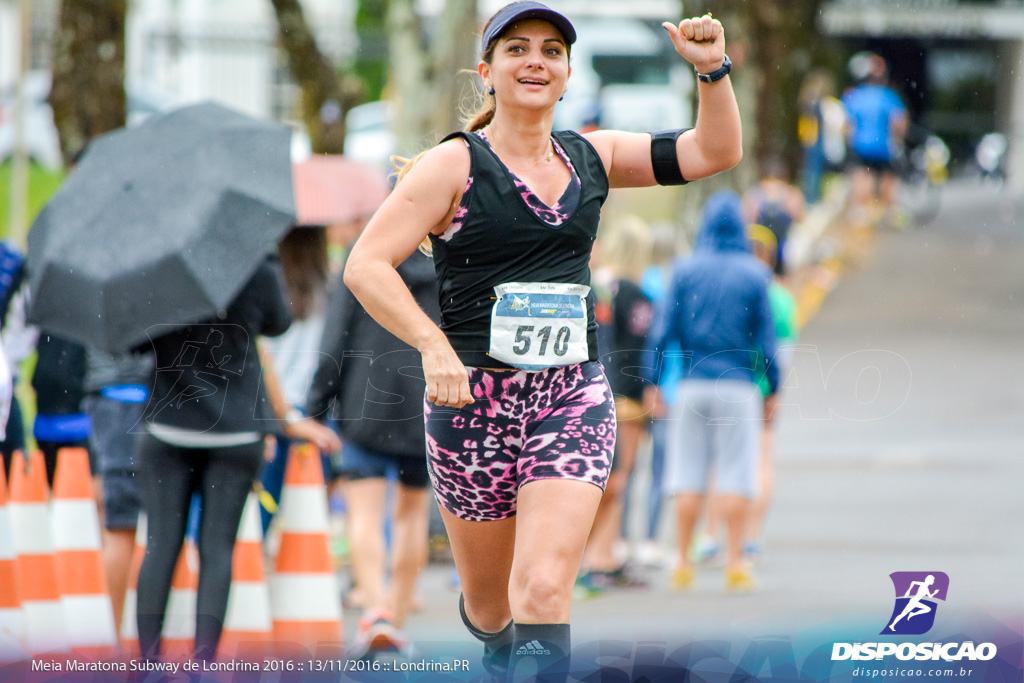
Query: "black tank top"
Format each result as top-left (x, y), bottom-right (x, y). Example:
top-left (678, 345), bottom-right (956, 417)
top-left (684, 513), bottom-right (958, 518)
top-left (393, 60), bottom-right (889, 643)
top-left (430, 130), bottom-right (609, 370)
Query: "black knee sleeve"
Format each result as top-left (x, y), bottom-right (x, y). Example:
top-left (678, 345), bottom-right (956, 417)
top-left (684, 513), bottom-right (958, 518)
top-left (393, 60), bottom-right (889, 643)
top-left (460, 593), bottom-right (515, 673)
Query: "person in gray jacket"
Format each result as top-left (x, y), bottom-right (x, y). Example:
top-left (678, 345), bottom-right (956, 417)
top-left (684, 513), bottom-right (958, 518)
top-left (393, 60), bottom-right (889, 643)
top-left (306, 249), bottom-right (440, 658)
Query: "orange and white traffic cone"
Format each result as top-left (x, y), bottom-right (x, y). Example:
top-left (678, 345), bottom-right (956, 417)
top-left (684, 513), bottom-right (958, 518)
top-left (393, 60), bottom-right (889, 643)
top-left (0, 463), bottom-right (26, 662)
top-left (162, 541), bottom-right (199, 661)
top-left (119, 512), bottom-right (146, 656)
top-left (51, 447), bottom-right (117, 659)
top-left (8, 450), bottom-right (67, 655)
top-left (270, 444), bottom-right (343, 657)
top-left (219, 491), bottom-right (272, 659)
top-left (120, 516), bottom-right (201, 661)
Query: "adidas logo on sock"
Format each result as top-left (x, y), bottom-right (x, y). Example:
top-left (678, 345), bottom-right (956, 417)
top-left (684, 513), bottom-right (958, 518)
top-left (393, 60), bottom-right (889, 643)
top-left (516, 640), bottom-right (551, 656)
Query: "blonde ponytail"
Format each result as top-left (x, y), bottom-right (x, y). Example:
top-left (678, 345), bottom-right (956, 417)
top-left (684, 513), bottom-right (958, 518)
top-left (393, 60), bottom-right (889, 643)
top-left (463, 94), bottom-right (496, 132)
top-left (460, 35), bottom-right (499, 133)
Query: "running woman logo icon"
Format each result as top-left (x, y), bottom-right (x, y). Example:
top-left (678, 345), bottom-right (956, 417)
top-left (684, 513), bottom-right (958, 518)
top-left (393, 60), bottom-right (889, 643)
top-left (881, 571), bottom-right (950, 635)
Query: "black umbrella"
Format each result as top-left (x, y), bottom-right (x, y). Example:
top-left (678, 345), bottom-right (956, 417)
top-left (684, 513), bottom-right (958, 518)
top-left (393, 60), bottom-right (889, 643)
top-left (27, 101), bottom-right (295, 352)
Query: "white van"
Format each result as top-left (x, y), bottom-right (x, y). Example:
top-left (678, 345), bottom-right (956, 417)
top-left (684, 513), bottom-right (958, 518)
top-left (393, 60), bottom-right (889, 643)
top-left (554, 18), bottom-right (694, 133)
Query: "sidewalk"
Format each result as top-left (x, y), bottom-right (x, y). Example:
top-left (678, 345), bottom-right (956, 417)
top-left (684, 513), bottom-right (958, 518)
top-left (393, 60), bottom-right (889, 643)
top-left (783, 178), bottom-right (861, 327)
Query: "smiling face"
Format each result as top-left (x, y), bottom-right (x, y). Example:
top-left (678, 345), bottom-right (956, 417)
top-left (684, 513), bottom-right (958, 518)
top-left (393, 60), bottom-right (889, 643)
top-left (480, 19), bottom-right (571, 112)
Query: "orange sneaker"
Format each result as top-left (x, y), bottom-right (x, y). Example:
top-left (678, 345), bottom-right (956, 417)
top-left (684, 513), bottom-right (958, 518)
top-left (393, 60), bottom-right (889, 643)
top-left (670, 565), bottom-right (696, 590)
top-left (725, 565), bottom-right (758, 592)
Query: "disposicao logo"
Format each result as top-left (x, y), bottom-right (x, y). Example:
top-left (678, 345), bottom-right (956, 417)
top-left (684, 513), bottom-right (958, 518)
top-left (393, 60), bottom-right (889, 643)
top-left (831, 572), bottom-right (998, 662)
top-left (882, 571), bottom-right (949, 635)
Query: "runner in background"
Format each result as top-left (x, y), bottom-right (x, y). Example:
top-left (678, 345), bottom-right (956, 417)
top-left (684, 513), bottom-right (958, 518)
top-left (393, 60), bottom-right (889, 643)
top-left (742, 158), bottom-right (805, 279)
top-left (693, 223), bottom-right (798, 568)
top-left (577, 214), bottom-right (654, 596)
top-left (644, 191), bottom-right (778, 593)
top-left (842, 52), bottom-right (908, 225)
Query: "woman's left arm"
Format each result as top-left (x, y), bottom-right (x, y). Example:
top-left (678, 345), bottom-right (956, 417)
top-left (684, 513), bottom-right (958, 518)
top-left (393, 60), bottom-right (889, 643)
top-left (584, 14), bottom-right (742, 188)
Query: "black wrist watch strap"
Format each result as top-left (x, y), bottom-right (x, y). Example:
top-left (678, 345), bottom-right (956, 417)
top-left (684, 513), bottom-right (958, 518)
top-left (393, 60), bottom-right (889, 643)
top-left (696, 54), bottom-right (732, 84)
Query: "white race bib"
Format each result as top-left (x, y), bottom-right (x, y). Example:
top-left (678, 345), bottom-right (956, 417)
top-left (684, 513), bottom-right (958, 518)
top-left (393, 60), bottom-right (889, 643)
top-left (488, 282), bottom-right (590, 372)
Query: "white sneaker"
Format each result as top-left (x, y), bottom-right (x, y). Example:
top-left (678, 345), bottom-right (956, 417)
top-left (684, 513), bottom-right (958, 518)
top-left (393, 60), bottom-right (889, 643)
top-left (633, 540), bottom-right (668, 569)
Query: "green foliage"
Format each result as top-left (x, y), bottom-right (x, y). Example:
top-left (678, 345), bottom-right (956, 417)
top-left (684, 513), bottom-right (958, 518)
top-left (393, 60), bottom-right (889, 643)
top-left (0, 162), bottom-right (56, 443)
top-left (0, 161), bottom-right (66, 240)
top-left (352, 0), bottom-right (389, 102)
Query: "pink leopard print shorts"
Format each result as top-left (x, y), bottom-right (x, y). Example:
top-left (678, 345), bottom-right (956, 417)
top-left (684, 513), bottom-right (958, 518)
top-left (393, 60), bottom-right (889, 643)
top-left (424, 361), bottom-right (616, 521)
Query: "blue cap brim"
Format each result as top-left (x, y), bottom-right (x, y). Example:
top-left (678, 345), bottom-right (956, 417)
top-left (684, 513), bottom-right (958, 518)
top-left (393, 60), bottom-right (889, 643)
top-left (482, 2), bottom-right (577, 52)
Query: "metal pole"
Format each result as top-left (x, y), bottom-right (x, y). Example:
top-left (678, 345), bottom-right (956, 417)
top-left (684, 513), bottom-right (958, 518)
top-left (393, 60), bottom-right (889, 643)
top-left (7, 0), bottom-right (32, 249)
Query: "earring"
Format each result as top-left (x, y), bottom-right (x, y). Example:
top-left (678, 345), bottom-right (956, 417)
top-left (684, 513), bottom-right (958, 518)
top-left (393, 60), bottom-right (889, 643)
top-left (488, 86), bottom-right (495, 96)
top-left (559, 94), bottom-right (564, 101)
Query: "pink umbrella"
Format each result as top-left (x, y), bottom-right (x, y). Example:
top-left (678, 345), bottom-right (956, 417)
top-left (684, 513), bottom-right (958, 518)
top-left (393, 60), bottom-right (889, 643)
top-left (292, 155), bottom-right (391, 226)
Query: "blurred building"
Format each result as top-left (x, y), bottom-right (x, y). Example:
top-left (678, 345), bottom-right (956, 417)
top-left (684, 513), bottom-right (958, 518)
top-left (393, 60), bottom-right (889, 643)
top-left (126, 0), bottom-right (355, 121)
top-left (822, 0), bottom-right (1024, 189)
top-left (0, 0), bottom-right (354, 121)
top-left (0, 0), bottom-right (354, 165)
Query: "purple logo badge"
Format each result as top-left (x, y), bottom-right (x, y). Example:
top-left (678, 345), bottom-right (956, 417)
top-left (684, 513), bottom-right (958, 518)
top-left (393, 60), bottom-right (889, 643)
top-left (881, 572), bottom-right (949, 635)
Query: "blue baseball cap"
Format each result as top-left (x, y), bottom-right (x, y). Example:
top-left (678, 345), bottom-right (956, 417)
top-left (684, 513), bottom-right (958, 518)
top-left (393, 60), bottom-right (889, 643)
top-left (481, 2), bottom-right (577, 53)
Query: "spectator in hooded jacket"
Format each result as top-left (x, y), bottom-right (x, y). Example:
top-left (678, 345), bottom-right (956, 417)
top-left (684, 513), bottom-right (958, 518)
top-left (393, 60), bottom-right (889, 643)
top-left (643, 190), bottom-right (779, 593)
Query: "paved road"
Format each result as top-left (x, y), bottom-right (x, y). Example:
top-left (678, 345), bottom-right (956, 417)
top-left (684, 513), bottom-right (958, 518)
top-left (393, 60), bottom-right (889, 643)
top-left (391, 179), bottom-right (1024, 655)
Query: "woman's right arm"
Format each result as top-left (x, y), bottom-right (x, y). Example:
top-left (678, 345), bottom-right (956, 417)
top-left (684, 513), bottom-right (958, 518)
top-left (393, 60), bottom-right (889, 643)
top-left (343, 139), bottom-right (475, 409)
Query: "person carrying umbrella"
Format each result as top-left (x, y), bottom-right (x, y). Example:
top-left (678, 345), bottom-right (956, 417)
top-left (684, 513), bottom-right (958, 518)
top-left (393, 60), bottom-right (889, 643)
top-left (342, 3), bottom-right (742, 678)
top-left (306, 247), bottom-right (440, 660)
top-left (133, 254), bottom-right (291, 662)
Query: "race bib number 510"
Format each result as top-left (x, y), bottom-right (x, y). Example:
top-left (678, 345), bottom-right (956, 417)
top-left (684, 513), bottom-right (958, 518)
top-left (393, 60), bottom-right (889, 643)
top-left (488, 282), bottom-right (590, 372)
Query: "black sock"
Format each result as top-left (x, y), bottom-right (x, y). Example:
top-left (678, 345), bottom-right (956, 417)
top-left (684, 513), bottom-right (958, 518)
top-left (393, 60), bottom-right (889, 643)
top-left (510, 623), bottom-right (570, 682)
top-left (460, 593), bottom-right (515, 673)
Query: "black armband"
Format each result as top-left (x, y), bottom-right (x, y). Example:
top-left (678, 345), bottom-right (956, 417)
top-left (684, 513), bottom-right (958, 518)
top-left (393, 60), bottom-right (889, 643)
top-left (650, 129), bottom-right (691, 186)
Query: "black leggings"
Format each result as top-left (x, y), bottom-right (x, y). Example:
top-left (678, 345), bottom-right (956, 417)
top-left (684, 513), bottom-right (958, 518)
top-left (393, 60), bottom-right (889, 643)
top-left (136, 434), bottom-right (263, 660)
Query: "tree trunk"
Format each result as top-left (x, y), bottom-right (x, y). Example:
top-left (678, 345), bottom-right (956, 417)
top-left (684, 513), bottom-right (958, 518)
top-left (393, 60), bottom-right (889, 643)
top-left (49, 0), bottom-right (127, 166)
top-left (752, 2), bottom-right (785, 171)
top-left (751, 0), bottom-right (828, 177)
top-left (428, 1), bottom-right (480, 141)
top-left (385, 0), bottom-right (428, 156)
top-left (353, 0), bottom-right (389, 103)
top-left (387, 0), bottom-right (478, 156)
top-left (269, 0), bottom-right (361, 154)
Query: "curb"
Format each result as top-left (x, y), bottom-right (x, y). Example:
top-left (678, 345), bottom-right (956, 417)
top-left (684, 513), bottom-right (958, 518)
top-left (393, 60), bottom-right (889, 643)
top-left (784, 180), bottom-right (866, 328)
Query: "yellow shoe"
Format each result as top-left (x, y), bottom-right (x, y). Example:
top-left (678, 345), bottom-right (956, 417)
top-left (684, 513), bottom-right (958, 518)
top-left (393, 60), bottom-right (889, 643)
top-left (671, 566), bottom-right (696, 590)
top-left (725, 565), bottom-right (757, 592)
